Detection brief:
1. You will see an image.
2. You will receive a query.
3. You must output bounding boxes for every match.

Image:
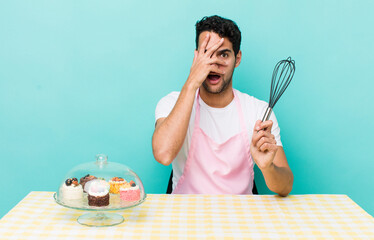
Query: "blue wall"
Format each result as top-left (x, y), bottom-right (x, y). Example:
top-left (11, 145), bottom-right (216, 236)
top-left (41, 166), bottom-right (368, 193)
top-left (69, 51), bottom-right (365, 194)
top-left (1, 0), bottom-right (373, 218)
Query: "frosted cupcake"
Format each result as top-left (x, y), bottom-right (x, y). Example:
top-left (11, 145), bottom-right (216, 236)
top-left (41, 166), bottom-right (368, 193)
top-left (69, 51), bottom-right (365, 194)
top-left (109, 177), bottom-right (130, 194)
top-left (86, 179), bottom-right (110, 207)
top-left (80, 174), bottom-right (97, 192)
top-left (60, 178), bottom-right (83, 201)
top-left (120, 181), bottom-right (140, 202)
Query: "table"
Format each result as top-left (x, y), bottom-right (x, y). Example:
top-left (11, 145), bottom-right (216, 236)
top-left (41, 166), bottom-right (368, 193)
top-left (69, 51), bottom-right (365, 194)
top-left (0, 192), bottom-right (373, 239)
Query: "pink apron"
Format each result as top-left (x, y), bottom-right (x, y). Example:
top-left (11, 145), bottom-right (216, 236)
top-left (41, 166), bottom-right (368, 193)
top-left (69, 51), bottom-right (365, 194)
top-left (172, 90), bottom-right (254, 194)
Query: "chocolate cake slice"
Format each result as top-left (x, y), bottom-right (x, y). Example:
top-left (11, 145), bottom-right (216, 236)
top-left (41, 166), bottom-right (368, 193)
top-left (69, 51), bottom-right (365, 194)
top-left (88, 193), bottom-right (109, 207)
top-left (85, 179), bottom-right (110, 207)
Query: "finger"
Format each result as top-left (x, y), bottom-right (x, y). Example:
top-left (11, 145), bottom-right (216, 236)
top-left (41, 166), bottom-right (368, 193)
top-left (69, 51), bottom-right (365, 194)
top-left (193, 50), bottom-right (198, 62)
top-left (252, 129), bottom-right (266, 145)
top-left (208, 57), bottom-right (228, 66)
top-left (257, 120), bottom-right (273, 132)
top-left (257, 137), bottom-right (277, 150)
top-left (261, 131), bottom-right (275, 139)
top-left (205, 38), bottom-right (224, 57)
top-left (259, 142), bottom-right (278, 152)
top-left (198, 33), bottom-right (210, 55)
top-left (252, 129), bottom-right (274, 145)
top-left (208, 65), bottom-right (225, 75)
top-left (254, 120), bottom-right (262, 131)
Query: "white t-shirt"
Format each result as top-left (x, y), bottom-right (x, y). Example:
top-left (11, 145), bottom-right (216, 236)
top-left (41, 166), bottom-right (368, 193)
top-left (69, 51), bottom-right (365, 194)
top-left (155, 89), bottom-right (282, 191)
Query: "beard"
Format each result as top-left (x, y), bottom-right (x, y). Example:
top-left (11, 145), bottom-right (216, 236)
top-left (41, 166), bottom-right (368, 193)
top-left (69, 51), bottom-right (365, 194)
top-left (202, 75), bottom-right (233, 94)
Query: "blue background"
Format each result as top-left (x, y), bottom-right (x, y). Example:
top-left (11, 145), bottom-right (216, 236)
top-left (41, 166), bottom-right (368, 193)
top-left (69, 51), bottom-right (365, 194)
top-left (1, 0), bottom-right (373, 218)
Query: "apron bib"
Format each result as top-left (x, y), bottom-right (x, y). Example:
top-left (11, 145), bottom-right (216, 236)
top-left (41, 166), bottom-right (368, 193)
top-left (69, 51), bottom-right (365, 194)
top-left (173, 90), bottom-right (254, 194)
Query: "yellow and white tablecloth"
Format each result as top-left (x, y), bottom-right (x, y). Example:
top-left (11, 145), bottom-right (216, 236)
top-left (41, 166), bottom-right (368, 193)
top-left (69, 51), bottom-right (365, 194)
top-left (0, 192), bottom-right (373, 239)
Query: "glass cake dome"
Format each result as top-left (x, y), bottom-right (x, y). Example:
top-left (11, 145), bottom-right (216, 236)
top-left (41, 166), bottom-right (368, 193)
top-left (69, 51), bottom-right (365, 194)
top-left (53, 154), bottom-right (146, 227)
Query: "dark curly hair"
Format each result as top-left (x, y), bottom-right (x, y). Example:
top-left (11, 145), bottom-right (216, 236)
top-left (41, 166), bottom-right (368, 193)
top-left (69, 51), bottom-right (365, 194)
top-left (195, 15), bottom-right (241, 56)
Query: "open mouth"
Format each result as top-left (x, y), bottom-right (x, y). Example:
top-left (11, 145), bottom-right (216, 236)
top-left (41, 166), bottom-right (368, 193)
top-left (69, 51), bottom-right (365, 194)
top-left (207, 73), bottom-right (221, 84)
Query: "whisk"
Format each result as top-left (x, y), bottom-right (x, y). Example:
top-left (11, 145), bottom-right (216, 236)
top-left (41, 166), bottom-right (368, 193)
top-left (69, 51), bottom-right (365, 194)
top-left (261, 57), bottom-right (296, 122)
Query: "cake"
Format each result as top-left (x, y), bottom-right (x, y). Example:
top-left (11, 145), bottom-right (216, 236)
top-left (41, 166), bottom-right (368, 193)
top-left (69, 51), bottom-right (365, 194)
top-left (60, 178), bottom-right (83, 201)
top-left (109, 177), bottom-right (130, 194)
top-left (120, 180), bottom-right (140, 202)
top-left (86, 179), bottom-right (110, 207)
top-left (80, 174), bottom-right (97, 192)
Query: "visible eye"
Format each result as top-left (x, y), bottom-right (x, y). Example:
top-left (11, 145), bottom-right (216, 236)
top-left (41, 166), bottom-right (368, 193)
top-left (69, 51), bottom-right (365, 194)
top-left (220, 53), bottom-right (228, 58)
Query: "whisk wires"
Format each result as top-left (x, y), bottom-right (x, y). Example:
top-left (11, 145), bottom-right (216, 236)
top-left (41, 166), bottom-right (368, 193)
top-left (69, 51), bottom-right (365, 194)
top-left (262, 57), bottom-right (295, 122)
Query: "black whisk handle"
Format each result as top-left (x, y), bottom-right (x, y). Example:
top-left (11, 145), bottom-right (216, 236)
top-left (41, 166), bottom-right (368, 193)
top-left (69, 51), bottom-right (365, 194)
top-left (261, 106), bottom-right (273, 122)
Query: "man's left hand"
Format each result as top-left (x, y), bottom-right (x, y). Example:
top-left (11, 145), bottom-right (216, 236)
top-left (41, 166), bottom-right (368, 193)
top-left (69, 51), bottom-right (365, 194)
top-left (250, 120), bottom-right (278, 170)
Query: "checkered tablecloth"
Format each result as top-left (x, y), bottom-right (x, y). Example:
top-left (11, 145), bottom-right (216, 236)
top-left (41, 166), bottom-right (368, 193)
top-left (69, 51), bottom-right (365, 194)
top-left (0, 192), bottom-right (373, 239)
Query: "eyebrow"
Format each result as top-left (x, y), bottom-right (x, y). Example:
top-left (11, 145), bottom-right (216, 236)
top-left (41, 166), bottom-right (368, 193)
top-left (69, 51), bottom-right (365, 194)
top-left (217, 49), bottom-right (232, 54)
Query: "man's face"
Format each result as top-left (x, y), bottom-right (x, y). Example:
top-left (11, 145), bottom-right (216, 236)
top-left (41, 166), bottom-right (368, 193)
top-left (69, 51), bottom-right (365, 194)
top-left (197, 31), bottom-right (241, 94)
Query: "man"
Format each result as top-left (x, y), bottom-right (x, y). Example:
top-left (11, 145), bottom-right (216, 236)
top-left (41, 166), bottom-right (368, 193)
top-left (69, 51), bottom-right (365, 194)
top-left (152, 15), bottom-right (293, 196)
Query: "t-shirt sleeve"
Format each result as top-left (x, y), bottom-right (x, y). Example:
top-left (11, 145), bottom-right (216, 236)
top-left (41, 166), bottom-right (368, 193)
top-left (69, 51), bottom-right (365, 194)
top-left (269, 111), bottom-right (282, 147)
top-left (155, 92), bottom-right (180, 123)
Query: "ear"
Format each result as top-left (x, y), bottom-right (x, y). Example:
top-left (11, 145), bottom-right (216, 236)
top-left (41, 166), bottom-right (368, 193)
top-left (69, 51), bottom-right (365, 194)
top-left (234, 50), bottom-right (242, 68)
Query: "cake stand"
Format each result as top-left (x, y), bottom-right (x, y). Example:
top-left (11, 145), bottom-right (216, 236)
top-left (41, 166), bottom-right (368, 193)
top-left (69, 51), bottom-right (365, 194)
top-left (53, 192), bottom-right (146, 227)
top-left (54, 154), bottom-right (147, 227)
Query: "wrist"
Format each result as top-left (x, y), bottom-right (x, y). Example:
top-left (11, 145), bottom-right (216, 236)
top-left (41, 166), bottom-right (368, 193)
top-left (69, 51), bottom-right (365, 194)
top-left (259, 161), bottom-right (275, 173)
top-left (184, 77), bottom-right (201, 92)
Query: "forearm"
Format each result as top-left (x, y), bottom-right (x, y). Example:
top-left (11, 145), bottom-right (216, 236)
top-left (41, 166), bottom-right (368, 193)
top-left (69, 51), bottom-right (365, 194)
top-left (153, 35), bottom-right (226, 166)
top-left (260, 163), bottom-right (294, 197)
top-left (152, 81), bottom-right (198, 165)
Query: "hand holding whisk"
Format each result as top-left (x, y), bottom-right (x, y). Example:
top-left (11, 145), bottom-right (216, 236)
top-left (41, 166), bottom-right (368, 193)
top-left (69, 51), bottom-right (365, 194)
top-left (262, 57), bottom-right (296, 122)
